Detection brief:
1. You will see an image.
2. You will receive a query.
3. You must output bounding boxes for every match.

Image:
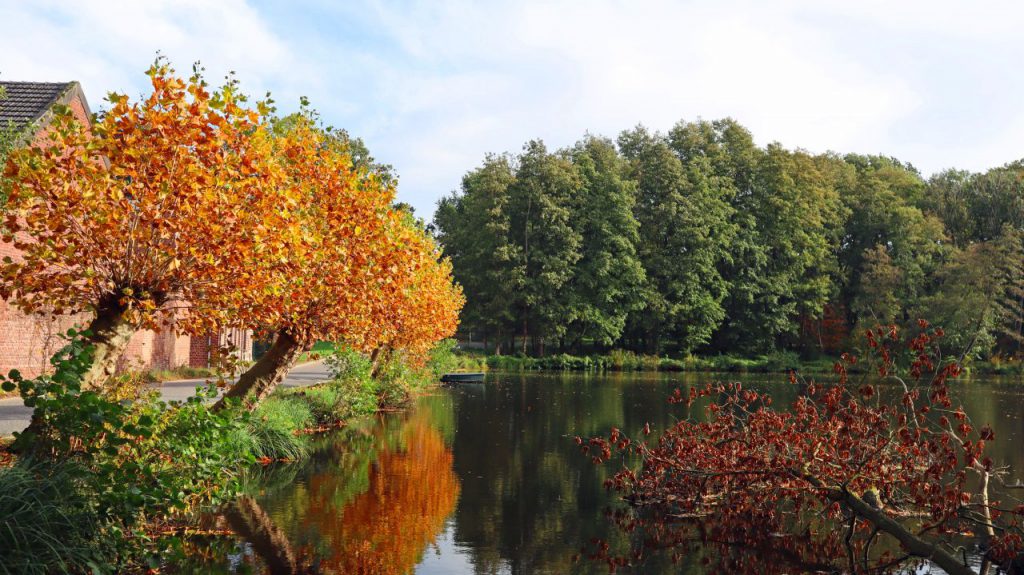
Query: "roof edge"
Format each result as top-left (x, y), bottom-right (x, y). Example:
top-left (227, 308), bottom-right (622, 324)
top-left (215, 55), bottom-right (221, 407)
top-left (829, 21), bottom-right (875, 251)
top-left (7, 81), bottom-right (93, 148)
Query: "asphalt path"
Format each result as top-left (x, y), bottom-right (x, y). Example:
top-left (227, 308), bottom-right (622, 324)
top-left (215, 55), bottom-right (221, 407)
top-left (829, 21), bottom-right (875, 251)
top-left (0, 360), bottom-right (331, 437)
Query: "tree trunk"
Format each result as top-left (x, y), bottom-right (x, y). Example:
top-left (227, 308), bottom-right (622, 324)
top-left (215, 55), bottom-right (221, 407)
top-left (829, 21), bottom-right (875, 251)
top-left (214, 329), bottom-right (306, 411)
top-left (977, 470), bottom-right (996, 575)
top-left (803, 473), bottom-right (977, 575)
top-left (17, 297), bottom-right (139, 449)
top-left (840, 488), bottom-right (975, 575)
top-left (370, 345), bottom-right (391, 379)
top-left (817, 318), bottom-right (825, 353)
top-left (369, 346), bottom-right (383, 377)
top-left (223, 495), bottom-right (302, 574)
top-left (80, 297), bottom-right (139, 391)
top-left (522, 317), bottom-right (529, 355)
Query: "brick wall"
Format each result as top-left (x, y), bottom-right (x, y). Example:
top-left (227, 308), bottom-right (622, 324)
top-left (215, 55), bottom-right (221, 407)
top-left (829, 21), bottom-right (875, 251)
top-left (29, 90), bottom-right (91, 147)
top-left (188, 328), bottom-right (254, 368)
top-left (188, 334), bottom-right (211, 368)
top-left (0, 299), bottom-right (87, 377)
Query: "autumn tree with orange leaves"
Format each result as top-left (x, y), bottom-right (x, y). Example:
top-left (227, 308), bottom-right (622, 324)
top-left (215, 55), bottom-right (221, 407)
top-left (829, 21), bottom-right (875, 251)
top-left (214, 113), bottom-right (462, 410)
top-left (2, 62), bottom-right (461, 406)
top-left (364, 209), bottom-right (464, 377)
top-left (582, 321), bottom-right (1024, 575)
top-left (1, 61), bottom-right (293, 390)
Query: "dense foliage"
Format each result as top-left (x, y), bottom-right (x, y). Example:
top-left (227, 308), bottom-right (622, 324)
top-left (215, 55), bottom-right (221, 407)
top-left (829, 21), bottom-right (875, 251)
top-left (1, 61), bottom-right (462, 407)
top-left (1, 63), bottom-right (299, 389)
top-left (0, 331), bottom-right (459, 573)
top-left (0, 61), bottom-right (463, 572)
top-left (581, 322), bottom-right (1024, 574)
top-left (435, 119), bottom-right (1024, 360)
top-left (0, 331), bottom-right (253, 573)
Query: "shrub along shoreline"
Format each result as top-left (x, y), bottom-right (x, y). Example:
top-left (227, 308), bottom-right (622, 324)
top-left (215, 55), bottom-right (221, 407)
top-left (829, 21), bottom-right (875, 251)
top-left (476, 350), bottom-right (831, 374)
top-left (472, 349), bottom-right (1024, 376)
top-left (0, 338), bottom-right (459, 574)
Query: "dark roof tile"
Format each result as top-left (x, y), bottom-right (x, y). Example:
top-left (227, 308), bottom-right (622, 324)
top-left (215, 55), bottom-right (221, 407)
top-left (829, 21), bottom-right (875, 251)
top-left (0, 81), bottom-right (74, 132)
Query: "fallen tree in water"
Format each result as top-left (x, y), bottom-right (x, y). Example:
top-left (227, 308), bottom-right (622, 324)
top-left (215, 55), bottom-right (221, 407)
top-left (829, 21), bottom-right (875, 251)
top-left (581, 320), bottom-right (1024, 574)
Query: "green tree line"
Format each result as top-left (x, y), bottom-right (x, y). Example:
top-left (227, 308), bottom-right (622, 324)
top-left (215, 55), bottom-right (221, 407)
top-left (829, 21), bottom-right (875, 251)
top-left (433, 118), bottom-right (1024, 359)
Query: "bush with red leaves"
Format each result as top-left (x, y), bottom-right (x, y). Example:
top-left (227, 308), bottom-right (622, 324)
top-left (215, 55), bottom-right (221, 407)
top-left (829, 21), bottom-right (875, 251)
top-left (580, 320), bottom-right (1024, 575)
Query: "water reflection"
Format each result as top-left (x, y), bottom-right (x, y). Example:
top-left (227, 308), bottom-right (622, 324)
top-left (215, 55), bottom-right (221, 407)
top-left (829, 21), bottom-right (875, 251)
top-left (176, 400), bottom-right (460, 574)
top-left (174, 371), bottom-right (1024, 574)
top-left (297, 409), bottom-right (460, 574)
top-left (439, 372), bottom-right (1024, 574)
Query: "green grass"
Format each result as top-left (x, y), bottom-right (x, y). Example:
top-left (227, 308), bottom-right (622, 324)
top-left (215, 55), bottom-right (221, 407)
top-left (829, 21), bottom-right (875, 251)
top-left (0, 462), bottom-right (111, 575)
top-left (296, 340), bottom-right (339, 365)
top-left (144, 365), bottom-right (220, 382)
top-left (480, 350), bottom-right (836, 374)
top-left (248, 396), bottom-right (314, 460)
top-left (292, 385), bottom-right (344, 423)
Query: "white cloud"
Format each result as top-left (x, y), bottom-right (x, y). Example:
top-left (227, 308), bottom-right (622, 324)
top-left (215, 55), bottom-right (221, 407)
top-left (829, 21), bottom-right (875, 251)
top-left (0, 0), bottom-right (304, 107)
top-left (2, 0), bottom-right (1023, 214)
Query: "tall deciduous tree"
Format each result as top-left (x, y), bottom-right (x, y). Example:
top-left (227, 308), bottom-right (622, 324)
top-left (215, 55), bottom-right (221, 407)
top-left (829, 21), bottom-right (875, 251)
top-left (365, 210), bottom-right (464, 369)
top-left (736, 146), bottom-right (845, 350)
top-left (922, 168), bottom-right (975, 247)
top-left (563, 136), bottom-right (644, 349)
top-left (216, 114), bottom-right (462, 409)
top-left (433, 155), bottom-right (519, 353)
top-left (619, 126), bottom-right (733, 354)
top-left (851, 245), bottom-right (905, 327)
top-left (668, 120), bottom-right (847, 352)
top-left (964, 162), bottom-right (1024, 242)
top-left (924, 225), bottom-right (1024, 358)
top-left (668, 119), bottom-right (763, 353)
top-left (840, 156), bottom-right (948, 332)
top-left (2, 62), bottom-right (289, 389)
top-left (506, 141), bottom-right (582, 354)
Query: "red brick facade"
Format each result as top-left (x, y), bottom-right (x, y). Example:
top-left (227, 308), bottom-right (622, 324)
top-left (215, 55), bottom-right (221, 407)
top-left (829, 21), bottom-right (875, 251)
top-left (118, 328), bottom-right (194, 373)
top-left (0, 82), bottom-right (252, 378)
top-left (187, 329), bottom-right (253, 369)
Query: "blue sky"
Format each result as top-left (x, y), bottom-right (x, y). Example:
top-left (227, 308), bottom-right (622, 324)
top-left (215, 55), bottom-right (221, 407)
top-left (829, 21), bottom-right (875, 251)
top-left (2, 0), bottom-right (1024, 217)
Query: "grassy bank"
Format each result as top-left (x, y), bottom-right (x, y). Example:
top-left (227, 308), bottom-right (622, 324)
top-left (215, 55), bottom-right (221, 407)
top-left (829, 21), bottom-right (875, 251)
top-left (967, 358), bottom-right (1024, 376)
top-left (0, 381), bottom-right (356, 574)
top-left (296, 340), bottom-right (340, 365)
top-left (475, 350), bottom-right (832, 374)
top-left (469, 349), bottom-right (1024, 377)
top-left (0, 338), bottom-right (453, 574)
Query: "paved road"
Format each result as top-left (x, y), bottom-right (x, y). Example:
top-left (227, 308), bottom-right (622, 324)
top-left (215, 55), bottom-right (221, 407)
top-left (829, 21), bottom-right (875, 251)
top-left (0, 360), bottom-right (331, 437)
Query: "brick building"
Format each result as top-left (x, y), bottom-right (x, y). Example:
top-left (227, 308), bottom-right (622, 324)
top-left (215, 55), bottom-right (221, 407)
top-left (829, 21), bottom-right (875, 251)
top-left (0, 81), bottom-right (252, 377)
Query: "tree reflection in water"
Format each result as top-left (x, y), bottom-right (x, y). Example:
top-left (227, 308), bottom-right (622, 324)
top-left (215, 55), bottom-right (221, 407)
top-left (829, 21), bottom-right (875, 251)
top-left (198, 407), bottom-right (460, 575)
top-left (300, 410), bottom-right (459, 574)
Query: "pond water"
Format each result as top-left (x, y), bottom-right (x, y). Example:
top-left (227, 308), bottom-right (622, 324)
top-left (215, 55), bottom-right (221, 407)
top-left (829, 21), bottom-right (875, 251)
top-left (173, 371), bottom-right (1024, 574)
